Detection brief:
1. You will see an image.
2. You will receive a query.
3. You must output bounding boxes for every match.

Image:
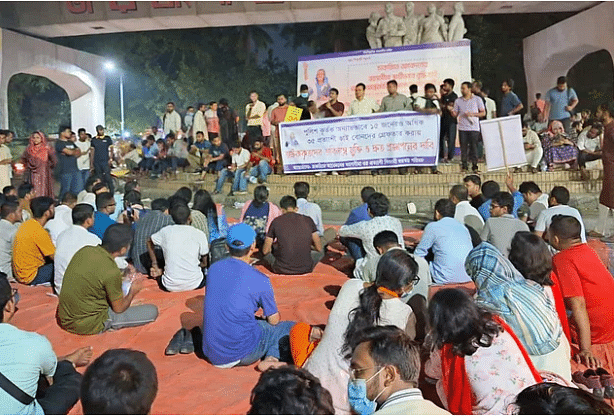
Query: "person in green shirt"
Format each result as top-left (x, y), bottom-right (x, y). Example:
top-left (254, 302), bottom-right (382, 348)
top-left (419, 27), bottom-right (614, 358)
top-left (57, 224), bottom-right (158, 335)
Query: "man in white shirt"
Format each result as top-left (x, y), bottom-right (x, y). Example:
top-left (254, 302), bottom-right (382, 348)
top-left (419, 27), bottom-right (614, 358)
top-left (449, 184), bottom-right (484, 232)
top-left (75, 128), bottom-right (92, 187)
top-left (518, 181), bottom-right (549, 224)
top-left (577, 123), bottom-right (603, 180)
top-left (339, 192), bottom-right (404, 279)
top-left (54, 204), bottom-right (101, 294)
top-left (521, 121), bottom-right (543, 173)
top-left (0, 131), bottom-right (12, 191)
top-left (148, 202), bottom-right (209, 292)
top-left (0, 200), bottom-right (21, 281)
top-left (193, 103), bottom-right (207, 139)
top-left (215, 143), bottom-right (250, 196)
top-left (45, 192), bottom-right (77, 245)
top-left (480, 192), bottom-right (530, 257)
top-left (246, 91), bottom-right (267, 138)
top-left (293, 181), bottom-right (337, 247)
top-left (534, 186), bottom-right (586, 243)
top-left (162, 102), bottom-right (182, 136)
top-left (483, 89), bottom-right (497, 120)
top-left (348, 83), bottom-right (379, 116)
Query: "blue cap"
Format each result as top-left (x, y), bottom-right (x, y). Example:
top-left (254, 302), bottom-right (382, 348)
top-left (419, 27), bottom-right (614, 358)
top-left (226, 223), bottom-right (256, 250)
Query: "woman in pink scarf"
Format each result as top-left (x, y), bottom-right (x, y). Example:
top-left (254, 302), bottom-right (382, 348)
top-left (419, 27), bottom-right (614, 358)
top-left (21, 131), bottom-right (56, 198)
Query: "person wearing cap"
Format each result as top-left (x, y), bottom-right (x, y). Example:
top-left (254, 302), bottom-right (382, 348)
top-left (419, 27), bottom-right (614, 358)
top-left (92, 125), bottom-right (114, 194)
top-left (202, 223), bottom-right (296, 371)
top-left (147, 202), bottom-right (208, 292)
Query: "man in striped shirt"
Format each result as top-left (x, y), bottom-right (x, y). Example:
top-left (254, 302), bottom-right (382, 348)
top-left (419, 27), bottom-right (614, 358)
top-left (130, 198), bottom-right (173, 274)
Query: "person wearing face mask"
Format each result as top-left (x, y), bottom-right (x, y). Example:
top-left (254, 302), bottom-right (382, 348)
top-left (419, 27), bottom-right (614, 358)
top-left (294, 250), bottom-right (419, 414)
top-left (348, 326), bottom-right (450, 415)
top-left (292, 84), bottom-right (312, 120)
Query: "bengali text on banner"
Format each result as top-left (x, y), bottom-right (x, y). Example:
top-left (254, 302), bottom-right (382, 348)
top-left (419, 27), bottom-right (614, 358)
top-left (279, 112), bottom-right (440, 173)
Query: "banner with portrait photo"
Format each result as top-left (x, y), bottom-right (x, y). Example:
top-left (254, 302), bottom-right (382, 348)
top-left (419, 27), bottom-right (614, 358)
top-left (279, 111), bottom-right (440, 173)
top-left (297, 40), bottom-right (471, 110)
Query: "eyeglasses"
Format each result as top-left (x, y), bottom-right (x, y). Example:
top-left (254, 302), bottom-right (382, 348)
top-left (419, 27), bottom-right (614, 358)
top-left (489, 204), bottom-right (500, 210)
top-left (350, 366), bottom-right (381, 380)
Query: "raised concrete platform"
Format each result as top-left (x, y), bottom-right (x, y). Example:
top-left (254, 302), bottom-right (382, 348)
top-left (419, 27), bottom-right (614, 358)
top-left (136, 163), bottom-right (603, 217)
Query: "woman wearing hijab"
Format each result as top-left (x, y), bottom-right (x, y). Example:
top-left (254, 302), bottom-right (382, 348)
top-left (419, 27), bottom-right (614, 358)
top-left (21, 131), bottom-right (56, 198)
top-left (465, 241), bottom-right (571, 380)
top-left (540, 120), bottom-right (579, 171)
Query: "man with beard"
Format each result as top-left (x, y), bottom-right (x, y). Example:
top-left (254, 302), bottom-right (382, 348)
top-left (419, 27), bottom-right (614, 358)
top-left (162, 102), bottom-right (182, 136)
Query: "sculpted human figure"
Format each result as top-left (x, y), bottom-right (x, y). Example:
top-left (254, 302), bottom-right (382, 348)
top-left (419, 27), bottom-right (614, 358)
top-left (376, 3), bottom-right (407, 47)
top-left (402, 2), bottom-right (421, 45)
top-left (366, 12), bottom-right (383, 49)
top-left (437, 7), bottom-right (449, 38)
top-left (419, 3), bottom-right (447, 44)
top-left (448, 2), bottom-right (467, 42)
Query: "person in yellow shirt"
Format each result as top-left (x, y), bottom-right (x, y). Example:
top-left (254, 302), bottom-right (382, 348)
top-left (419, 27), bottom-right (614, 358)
top-left (13, 196), bottom-right (55, 285)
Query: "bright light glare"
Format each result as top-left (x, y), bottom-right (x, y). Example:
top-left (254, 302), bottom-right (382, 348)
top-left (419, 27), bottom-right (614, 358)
top-left (104, 61), bottom-right (116, 71)
top-left (123, 131), bottom-right (130, 138)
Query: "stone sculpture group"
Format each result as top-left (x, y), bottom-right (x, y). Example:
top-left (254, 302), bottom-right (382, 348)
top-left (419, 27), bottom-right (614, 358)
top-left (366, 2), bottom-right (467, 48)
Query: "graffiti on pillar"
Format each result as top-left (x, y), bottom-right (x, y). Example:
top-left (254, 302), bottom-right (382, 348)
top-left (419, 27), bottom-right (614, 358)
top-left (66, 1), bottom-right (94, 14)
top-left (109, 1), bottom-right (138, 13)
top-left (152, 1), bottom-right (192, 8)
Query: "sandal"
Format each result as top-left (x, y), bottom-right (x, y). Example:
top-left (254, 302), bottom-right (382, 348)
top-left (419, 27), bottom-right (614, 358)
top-left (596, 368), bottom-right (614, 399)
top-left (573, 369), bottom-right (604, 398)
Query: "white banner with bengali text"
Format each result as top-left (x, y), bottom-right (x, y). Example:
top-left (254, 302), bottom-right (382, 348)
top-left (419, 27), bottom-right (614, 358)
top-left (297, 40), bottom-right (471, 110)
top-left (279, 112), bottom-right (440, 173)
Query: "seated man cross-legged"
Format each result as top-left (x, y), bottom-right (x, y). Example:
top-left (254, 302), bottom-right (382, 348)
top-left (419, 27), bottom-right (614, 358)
top-left (58, 224), bottom-right (158, 335)
top-left (203, 223), bottom-right (295, 370)
top-left (147, 201), bottom-right (209, 292)
top-left (262, 196), bottom-right (323, 275)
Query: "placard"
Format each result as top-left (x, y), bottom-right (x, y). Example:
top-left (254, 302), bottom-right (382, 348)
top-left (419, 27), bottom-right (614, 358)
top-left (284, 106), bottom-right (303, 122)
top-left (480, 115), bottom-right (527, 171)
top-left (279, 112), bottom-right (440, 173)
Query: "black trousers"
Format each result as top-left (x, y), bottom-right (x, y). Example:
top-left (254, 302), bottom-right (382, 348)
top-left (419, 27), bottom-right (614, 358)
top-left (578, 150), bottom-right (602, 168)
top-left (37, 360), bottom-right (82, 415)
top-left (459, 130), bottom-right (480, 171)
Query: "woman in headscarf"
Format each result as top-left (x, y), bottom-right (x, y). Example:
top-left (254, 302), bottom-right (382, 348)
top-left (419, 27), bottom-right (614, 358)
top-left (465, 241), bottom-right (571, 380)
top-left (21, 131), bottom-right (56, 198)
top-left (540, 120), bottom-right (579, 171)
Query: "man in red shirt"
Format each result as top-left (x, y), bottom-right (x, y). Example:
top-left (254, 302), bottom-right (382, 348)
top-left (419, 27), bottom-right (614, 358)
top-left (247, 138), bottom-right (274, 184)
top-left (318, 88), bottom-right (345, 118)
top-left (549, 215), bottom-right (614, 369)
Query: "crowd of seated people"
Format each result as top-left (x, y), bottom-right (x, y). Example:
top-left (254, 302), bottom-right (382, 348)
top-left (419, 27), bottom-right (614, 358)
top-left (1, 164), bottom-right (614, 415)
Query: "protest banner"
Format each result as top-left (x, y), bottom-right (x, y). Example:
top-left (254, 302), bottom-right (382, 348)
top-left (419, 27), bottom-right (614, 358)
top-left (298, 40), bottom-right (471, 110)
top-left (278, 111), bottom-right (440, 173)
top-left (480, 115), bottom-right (527, 172)
top-left (284, 106), bottom-right (303, 122)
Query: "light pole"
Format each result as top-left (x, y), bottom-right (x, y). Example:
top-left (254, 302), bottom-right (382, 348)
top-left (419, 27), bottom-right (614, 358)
top-left (104, 61), bottom-right (124, 136)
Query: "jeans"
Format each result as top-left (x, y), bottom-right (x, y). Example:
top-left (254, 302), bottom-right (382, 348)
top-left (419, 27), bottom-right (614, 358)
top-left (440, 121), bottom-right (457, 161)
top-left (103, 305), bottom-right (159, 332)
top-left (207, 160), bottom-right (226, 173)
top-left (79, 169), bottom-right (90, 189)
top-left (340, 237), bottom-right (365, 260)
top-left (140, 158), bottom-right (155, 171)
top-left (459, 130), bottom-right (480, 171)
top-left (170, 157), bottom-right (188, 171)
top-left (30, 263), bottom-right (54, 286)
top-left (238, 320), bottom-right (296, 365)
top-left (59, 172), bottom-right (81, 200)
top-left (249, 160), bottom-right (272, 182)
top-left (216, 168), bottom-right (247, 193)
top-left (153, 159), bottom-right (171, 175)
top-left (36, 360), bottom-right (82, 415)
top-left (94, 162), bottom-right (113, 194)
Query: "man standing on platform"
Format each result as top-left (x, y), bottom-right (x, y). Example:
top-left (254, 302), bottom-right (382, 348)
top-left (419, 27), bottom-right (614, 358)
top-left (543, 76), bottom-right (579, 134)
top-left (318, 88), bottom-right (344, 118)
top-left (414, 83), bottom-right (442, 174)
top-left (92, 125), bottom-right (114, 195)
top-left (292, 84), bottom-right (312, 120)
top-left (380, 80), bottom-right (409, 175)
top-left (56, 126), bottom-right (82, 199)
top-left (162, 102), bottom-right (182, 136)
top-left (348, 83), bottom-right (379, 116)
top-left (270, 94), bottom-right (289, 173)
top-left (451, 82), bottom-right (486, 174)
top-left (246, 91), bottom-right (266, 139)
top-left (499, 79), bottom-right (524, 117)
top-left (439, 78), bottom-right (458, 164)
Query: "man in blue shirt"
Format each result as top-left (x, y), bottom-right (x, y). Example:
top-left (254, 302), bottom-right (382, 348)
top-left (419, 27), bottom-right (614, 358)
top-left (477, 175), bottom-right (525, 220)
top-left (89, 192), bottom-right (117, 239)
top-left (203, 223), bottom-right (295, 371)
top-left (544, 76), bottom-right (579, 134)
top-left (414, 198), bottom-right (473, 285)
top-left (55, 126), bottom-right (82, 199)
top-left (340, 186), bottom-right (375, 260)
top-left (499, 78), bottom-right (524, 117)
